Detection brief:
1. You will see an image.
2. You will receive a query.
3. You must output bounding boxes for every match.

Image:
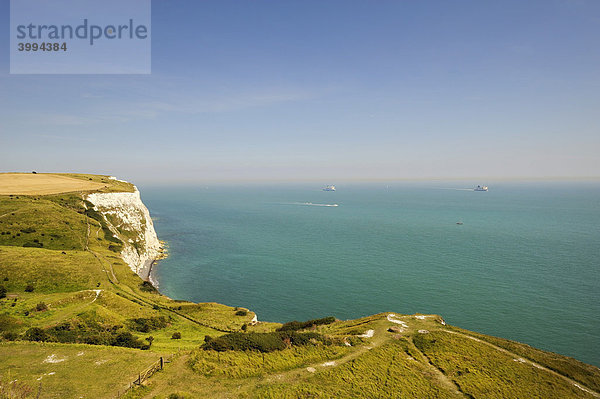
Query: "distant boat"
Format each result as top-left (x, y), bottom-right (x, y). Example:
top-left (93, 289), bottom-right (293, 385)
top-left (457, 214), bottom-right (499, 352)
top-left (474, 185), bottom-right (488, 191)
top-left (323, 185), bottom-right (336, 191)
top-left (456, 221), bottom-right (463, 225)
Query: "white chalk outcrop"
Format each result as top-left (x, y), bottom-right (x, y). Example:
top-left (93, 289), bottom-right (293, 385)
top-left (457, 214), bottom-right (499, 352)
top-left (86, 187), bottom-right (161, 278)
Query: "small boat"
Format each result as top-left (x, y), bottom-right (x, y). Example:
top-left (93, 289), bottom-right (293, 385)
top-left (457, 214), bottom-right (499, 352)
top-left (323, 185), bottom-right (336, 191)
top-left (474, 185), bottom-right (488, 191)
top-left (456, 221), bottom-right (463, 225)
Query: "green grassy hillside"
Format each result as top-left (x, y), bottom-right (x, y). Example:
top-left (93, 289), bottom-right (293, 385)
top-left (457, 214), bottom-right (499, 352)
top-left (1, 173), bottom-right (599, 398)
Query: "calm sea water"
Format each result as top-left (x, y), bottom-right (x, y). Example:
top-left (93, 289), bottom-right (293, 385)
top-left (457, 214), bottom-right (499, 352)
top-left (141, 182), bottom-right (600, 366)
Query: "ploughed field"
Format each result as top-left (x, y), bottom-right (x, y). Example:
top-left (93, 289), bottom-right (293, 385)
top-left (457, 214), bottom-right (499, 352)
top-left (0, 173), bottom-right (599, 398)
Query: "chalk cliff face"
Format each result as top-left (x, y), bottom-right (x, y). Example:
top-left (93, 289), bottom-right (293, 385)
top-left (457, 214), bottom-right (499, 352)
top-left (86, 187), bottom-right (161, 278)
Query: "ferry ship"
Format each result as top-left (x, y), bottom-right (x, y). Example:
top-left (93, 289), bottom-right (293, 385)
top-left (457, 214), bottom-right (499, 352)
top-left (474, 185), bottom-right (488, 191)
top-left (323, 185), bottom-right (336, 191)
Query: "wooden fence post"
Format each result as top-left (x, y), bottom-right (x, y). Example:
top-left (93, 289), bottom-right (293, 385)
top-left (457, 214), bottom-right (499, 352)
top-left (160, 357), bottom-right (164, 370)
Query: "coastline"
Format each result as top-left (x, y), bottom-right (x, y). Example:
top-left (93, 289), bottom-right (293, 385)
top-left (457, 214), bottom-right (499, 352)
top-left (138, 240), bottom-right (168, 288)
top-left (138, 258), bottom-right (156, 282)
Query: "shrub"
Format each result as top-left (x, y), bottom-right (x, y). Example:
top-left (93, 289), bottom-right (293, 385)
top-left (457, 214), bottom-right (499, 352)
top-left (24, 327), bottom-right (48, 342)
top-left (24, 284), bottom-right (34, 292)
top-left (142, 336), bottom-right (154, 350)
top-left (172, 332), bottom-right (182, 339)
top-left (202, 331), bottom-right (332, 353)
top-left (111, 331), bottom-right (144, 349)
top-left (241, 324), bottom-right (248, 331)
top-left (20, 228), bottom-right (36, 233)
top-left (235, 310), bottom-right (248, 316)
top-left (204, 335), bottom-right (213, 343)
top-left (35, 302), bottom-right (48, 311)
top-left (127, 316), bottom-right (169, 333)
top-left (277, 316), bottom-right (336, 332)
top-left (108, 244), bottom-right (122, 252)
top-left (2, 331), bottom-right (19, 341)
top-left (140, 281), bottom-right (158, 293)
top-left (84, 335), bottom-right (104, 345)
top-left (0, 285), bottom-right (6, 299)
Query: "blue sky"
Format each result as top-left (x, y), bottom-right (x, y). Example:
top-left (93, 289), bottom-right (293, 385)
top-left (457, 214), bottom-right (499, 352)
top-left (1, 0), bottom-right (599, 183)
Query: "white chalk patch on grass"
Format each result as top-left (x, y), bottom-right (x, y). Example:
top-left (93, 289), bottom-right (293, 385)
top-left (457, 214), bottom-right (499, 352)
top-left (91, 290), bottom-right (102, 302)
top-left (306, 367), bottom-right (316, 373)
top-left (322, 361), bottom-right (336, 367)
top-left (387, 314), bottom-right (408, 329)
top-left (414, 315), bottom-right (429, 320)
top-left (43, 354), bottom-right (66, 364)
top-left (358, 329), bottom-right (374, 338)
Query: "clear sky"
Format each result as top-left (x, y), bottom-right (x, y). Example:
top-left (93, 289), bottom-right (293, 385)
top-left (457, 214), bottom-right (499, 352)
top-left (1, 0), bottom-right (599, 183)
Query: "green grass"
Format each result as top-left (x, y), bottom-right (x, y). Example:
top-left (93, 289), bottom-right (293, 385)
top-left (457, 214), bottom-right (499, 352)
top-left (190, 344), bottom-right (352, 378)
top-left (253, 340), bottom-right (457, 399)
top-left (0, 246), bottom-right (108, 294)
top-left (448, 325), bottom-right (600, 393)
top-left (0, 196), bottom-right (88, 250)
top-left (0, 341), bottom-right (158, 398)
top-left (169, 302), bottom-right (257, 331)
top-left (413, 330), bottom-right (596, 399)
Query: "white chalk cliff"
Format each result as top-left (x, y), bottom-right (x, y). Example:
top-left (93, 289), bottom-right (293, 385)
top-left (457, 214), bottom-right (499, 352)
top-left (86, 187), bottom-right (161, 277)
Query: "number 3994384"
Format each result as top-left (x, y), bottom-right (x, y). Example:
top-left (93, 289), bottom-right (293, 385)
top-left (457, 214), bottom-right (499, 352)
top-left (17, 42), bottom-right (67, 52)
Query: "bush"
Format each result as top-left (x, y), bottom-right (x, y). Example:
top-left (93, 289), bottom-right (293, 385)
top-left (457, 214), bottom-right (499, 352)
top-left (20, 228), bottom-right (36, 233)
top-left (24, 284), bottom-right (34, 292)
top-left (172, 332), bottom-right (182, 340)
top-left (204, 335), bottom-right (213, 343)
top-left (235, 310), bottom-right (248, 316)
top-left (111, 331), bottom-right (144, 349)
top-left (277, 316), bottom-right (336, 332)
top-left (108, 244), bottom-right (122, 252)
top-left (0, 285), bottom-right (6, 299)
top-left (35, 302), bottom-right (48, 311)
top-left (24, 327), bottom-right (48, 342)
top-left (140, 280), bottom-right (158, 293)
top-left (127, 316), bottom-right (169, 333)
top-left (202, 331), bottom-right (332, 353)
top-left (2, 331), bottom-right (19, 341)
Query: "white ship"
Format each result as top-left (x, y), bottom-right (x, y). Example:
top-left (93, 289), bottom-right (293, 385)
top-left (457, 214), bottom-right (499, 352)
top-left (323, 185), bottom-right (336, 191)
top-left (474, 185), bottom-right (488, 191)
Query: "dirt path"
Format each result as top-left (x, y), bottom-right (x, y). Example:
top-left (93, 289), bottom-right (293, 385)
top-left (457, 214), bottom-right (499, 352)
top-left (407, 337), bottom-right (467, 397)
top-left (443, 330), bottom-right (600, 398)
top-left (261, 315), bottom-right (463, 398)
top-left (0, 209), bottom-right (24, 219)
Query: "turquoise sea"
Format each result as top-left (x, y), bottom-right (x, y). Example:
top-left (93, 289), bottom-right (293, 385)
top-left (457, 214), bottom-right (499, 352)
top-left (141, 182), bottom-right (600, 366)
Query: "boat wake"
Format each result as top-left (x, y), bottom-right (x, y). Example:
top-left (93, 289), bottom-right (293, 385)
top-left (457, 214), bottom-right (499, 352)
top-left (282, 202), bottom-right (339, 207)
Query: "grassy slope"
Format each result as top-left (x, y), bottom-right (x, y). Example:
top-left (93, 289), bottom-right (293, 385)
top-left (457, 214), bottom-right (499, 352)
top-left (1, 173), bottom-right (599, 399)
top-left (0, 174), bottom-right (252, 397)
